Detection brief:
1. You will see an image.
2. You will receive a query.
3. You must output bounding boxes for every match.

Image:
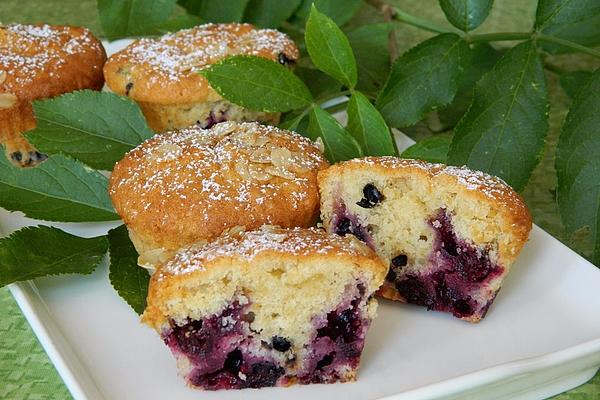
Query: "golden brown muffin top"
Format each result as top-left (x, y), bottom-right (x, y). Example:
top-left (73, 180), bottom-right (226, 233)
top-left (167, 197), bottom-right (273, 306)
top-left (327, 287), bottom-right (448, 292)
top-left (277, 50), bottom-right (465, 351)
top-left (338, 157), bottom-right (530, 220)
top-left (158, 225), bottom-right (382, 278)
top-left (143, 225), bottom-right (387, 330)
top-left (0, 24), bottom-right (106, 107)
top-left (110, 121), bottom-right (329, 253)
top-left (103, 23), bottom-right (299, 105)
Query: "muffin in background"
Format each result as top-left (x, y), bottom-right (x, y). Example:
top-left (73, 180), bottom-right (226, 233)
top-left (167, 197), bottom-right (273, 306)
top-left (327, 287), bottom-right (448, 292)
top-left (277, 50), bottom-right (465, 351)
top-left (109, 121), bottom-right (328, 270)
top-left (103, 23), bottom-right (299, 133)
top-left (0, 24), bottom-right (106, 166)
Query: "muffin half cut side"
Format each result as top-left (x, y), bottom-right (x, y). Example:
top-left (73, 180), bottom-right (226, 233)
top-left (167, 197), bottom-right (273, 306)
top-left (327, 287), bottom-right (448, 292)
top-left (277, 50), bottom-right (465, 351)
top-left (319, 157), bottom-right (532, 322)
top-left (142, 226), bottom-right (387, 389)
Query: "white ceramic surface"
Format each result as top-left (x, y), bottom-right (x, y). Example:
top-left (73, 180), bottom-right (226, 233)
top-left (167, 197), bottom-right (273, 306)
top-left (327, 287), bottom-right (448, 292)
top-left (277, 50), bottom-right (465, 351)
top-left (3, 39), bottom-right (600, 400)
top-left (4, 211), bottom-right (600, 400)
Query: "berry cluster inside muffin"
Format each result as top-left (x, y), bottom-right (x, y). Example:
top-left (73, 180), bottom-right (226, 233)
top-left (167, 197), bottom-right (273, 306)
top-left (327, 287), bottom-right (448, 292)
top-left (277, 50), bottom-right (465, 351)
top-left (162, 287), bottom-right (374, 389)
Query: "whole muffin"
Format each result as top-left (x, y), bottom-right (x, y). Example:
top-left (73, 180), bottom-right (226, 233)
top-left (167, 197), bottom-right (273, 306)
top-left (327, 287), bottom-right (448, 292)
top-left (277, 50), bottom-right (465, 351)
top-left (109, 121), bottom-right (329, 269)
top-left (103, 23), bottom-right (299, 133)
top-left (0, 24), bottom-right (106, 166)
top-left (143, 226), bottom-right (387, 389)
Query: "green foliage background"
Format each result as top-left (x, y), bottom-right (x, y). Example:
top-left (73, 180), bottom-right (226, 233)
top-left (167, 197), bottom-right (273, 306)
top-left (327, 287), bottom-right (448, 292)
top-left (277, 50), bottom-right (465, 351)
top-left (0, 0), bottom-right (599, 398)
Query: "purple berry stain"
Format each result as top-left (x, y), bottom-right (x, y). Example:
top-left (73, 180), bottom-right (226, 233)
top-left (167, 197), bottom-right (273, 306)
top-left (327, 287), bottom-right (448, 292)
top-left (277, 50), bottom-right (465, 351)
top-left (389, 209), bottom-right (503, 319)
top-left (331, 201), bottom-right (375, 249)
top-left (162, 284), bottom-right (372, 389)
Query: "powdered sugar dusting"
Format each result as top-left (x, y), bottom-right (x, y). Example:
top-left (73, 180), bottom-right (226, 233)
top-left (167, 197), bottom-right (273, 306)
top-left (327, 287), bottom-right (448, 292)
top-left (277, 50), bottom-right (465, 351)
top-left (110, 121), bottom-right (327, 241)
top-left (109, 23), bottom-right (298, 83)
top-left (160, 226), bottom-right (371, 277)
top-left (0, 24), bottom-right (101, 87)
top-left (350, 157), bottom-right (521, 207)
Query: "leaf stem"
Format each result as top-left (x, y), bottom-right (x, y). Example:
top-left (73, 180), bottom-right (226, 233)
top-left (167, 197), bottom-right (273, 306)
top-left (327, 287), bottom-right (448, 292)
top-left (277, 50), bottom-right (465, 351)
top-left (315, 89), bottom-right (353, 105)
top-left (365, 0), bottom-right (451, 34)
top-left (542, 61), bottom-right (565, 75)
top-left (392, 7), bottom-right (451, 34)
top-left (537, 34), bottom-right (600, 60)
top-left (367, 0), bottom-right (600, 60)
top-left (322, 101), bottom-right (349, 114)
top-left (466, 32), bottom-right (532, 43)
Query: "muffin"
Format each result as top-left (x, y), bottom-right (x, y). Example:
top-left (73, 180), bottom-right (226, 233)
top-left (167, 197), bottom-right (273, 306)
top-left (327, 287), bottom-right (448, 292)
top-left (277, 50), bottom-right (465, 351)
top-left (318, 157), bottom-right (532, 322)
top-left (109, 121), bottom-right (329, 270)
top-left (0, 23), bottom-right (106, 166)
top-left (142, 226), bottom-right (387, 389)
top-left (103, 23), bottom-right (299, 132)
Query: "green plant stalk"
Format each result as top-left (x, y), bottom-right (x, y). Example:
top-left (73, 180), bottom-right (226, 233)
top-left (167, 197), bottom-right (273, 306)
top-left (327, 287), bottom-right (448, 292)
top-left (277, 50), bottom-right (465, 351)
top-left (385, 5), bottom-right (600, 60)
top-left (314, 89), bottom-right (353, 105)
top-left (390, 6), bottom-right (452, 34)
top-left (466, 32), bottom-right (532, 43)
top-left (537, 34), bottom-right (600, 59)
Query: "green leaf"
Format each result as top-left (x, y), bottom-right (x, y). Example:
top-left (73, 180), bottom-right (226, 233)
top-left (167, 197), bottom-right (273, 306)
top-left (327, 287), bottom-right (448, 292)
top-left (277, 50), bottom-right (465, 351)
top-left (347, 92), bottom-right (396, 156)
top-left (26, 91), bottom-right (154, 171)
top-left (560, 71), bottom-right (593, 98)
top-left (305, 5), bottom-right (358, 88)
top-left (154, 14), bottom-right (203, 33)
top-left (97, 0), bottom-right (177, 41)
top-left (0, 226), bottom-right (108, 288)
top-left (0, 152), bottom-right (119, 222)
top-left (556, 67), bottom-right (600, 264)
top-left (108, 225), bottom-right (150, 315)
top-left (279, 111), bottom-right (310, 136)
top-left (376, 33), bottom-right (469, 128)
top-left (448, 41), bottom-right (549, 192)
top-left (244, 0), bottom-right (302, 27)
top-left (200, 56), bottom-right (313, 112)
top-left (294, 0), bottom-right (364, 26)
top-left (347, 23), bottom-right (393, 94)
top-left (535, 0), bottom-right (600, 53)
top-left (294, 67), bottom-right (342, 98)
top-left (439, 0), bottom-right (493, 31)
top-left (401, 134), bottom-right (452, 163)
top-left (307, 106), bottom-right (362, 163)
top-left (438, 43), bottom-right (503, 128)
top-left (178, 0), bottom-right (249, 22)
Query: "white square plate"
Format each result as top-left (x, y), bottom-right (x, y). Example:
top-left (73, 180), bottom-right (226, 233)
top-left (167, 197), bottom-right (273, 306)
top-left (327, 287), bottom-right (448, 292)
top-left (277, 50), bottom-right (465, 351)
top-left (3, 39), bottom-right (600, 400)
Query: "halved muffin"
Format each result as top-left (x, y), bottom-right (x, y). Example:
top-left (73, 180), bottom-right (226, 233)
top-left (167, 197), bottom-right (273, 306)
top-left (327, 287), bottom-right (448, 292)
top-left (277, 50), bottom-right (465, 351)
top-left (319, 157), bottom-right (532, 322)
top-left (0, 23), bottom-right (106, 166)
top-left (143, 226), bottom-right (387, 389)
top-left (103, 23), bottom-right (298, 132)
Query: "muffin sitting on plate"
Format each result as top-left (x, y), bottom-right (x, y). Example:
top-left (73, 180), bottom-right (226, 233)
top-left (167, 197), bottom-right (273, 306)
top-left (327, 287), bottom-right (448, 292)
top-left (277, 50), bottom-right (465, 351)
top-left (0, 24), bottom-right (106, 166)
top-left (103, 23), bottom-right (299, 133)
top-left (109, 121), bottom-right (328, 270)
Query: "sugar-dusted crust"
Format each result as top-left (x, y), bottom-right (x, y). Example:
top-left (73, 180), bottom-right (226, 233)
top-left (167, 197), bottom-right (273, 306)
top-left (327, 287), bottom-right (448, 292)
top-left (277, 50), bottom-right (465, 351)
top-left (318, 157), bottom-right (531, 265)
top-left (110, 122), bottom-right (329, 268)
top-left (0, 24), bottom-right (106, 100)
top-left (0, 24), bottom-right (106, 165)
top-left (143, 226), bottom-right (387, 333)
top-left (103, 23), bottom-right (299, 105)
